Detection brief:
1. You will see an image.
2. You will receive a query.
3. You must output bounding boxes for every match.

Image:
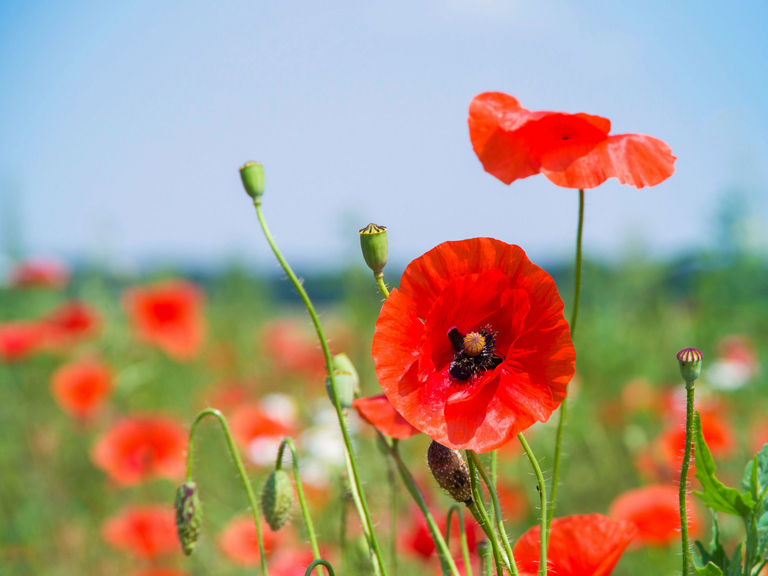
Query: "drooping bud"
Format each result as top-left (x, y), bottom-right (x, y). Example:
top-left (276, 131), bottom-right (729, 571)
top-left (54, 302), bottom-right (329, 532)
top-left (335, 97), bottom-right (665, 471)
top-left (239, 161), bottom-right (265, 200)
top-left (359, 223), bottom-right (388, 276)
top-left (427, 441), bottom-right (473, 505)
top-left (677, 348), bottom-right (703, 385)
top-left (261, 469), bottom-right (294, 531)
top-left (325, 353), bottom-right (358, 409)
top-left (463, 332), bottom-right (486, 357)
top-left (175, 481), bottom-right (202, 555)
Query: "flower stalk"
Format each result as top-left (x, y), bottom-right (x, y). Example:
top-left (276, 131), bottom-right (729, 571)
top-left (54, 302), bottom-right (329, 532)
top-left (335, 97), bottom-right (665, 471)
top-left (519, 434), bottom-right (547, 576)
top-left (467, 455), bottom-right (509, 575)
top-left (446, 505), bottom-right (474, 576)
top-left (304, 559), bottom-right (336, 576)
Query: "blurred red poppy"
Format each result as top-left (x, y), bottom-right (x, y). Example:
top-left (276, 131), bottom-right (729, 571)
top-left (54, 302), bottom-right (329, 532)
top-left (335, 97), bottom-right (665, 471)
top-left (9, 258), bottom-right (70, 289)
top-left (259, 319), bottom-right (326, 381)
top-left (230, 403), bottom-right (294, 447)
top-left (0, 321), bottom-right (46, 362)
top-left (402, 506), bottom-right (478, 562)
top-left (102, 505), bottom-right (178, 559)
top-left (352, 394), bottom-right (421, 440)
top-left (658, 410), bottom-right (735, 472)
top-left (514, 514), bottom-right (636, 576)
top-left (50, 359), bottom-right (112, 419)
top-left (495, 481), bottom-right (529, 524)
top-left (609, 484), bottom-right (701, 547)
top-left (42, 301), bottom-right (101, 348)
top-left (468, 92), bottom-right (676, 189)
top-left (91, 415), bottom-right (187, 486)
top-left (218, 516), bottom-right (279, 566)
top-left (372, 238), bottom-right (575, 452)
top-left (269, 549), bottom-right (323, 576)
top-left (122, 280), bottom-right (206, 360)
top-left (132, 571), bottom-right (189, 576)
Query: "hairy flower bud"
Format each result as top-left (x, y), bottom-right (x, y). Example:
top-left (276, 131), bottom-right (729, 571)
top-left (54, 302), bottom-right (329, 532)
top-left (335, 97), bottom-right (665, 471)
top-left (239, 161), bottom-right (265, 200)
top-left (359, 223), bottom-right (388, 275)
top-left (677, 347), bottom-right (703, 385)
top-left (325, 353), bottom-right (359, 409)
top-left (261, 469), bottom-right (294, 531)
top-left (427, 441), bottom-right (473, 505)
top-left (174, 481), bottom-right (202, 555)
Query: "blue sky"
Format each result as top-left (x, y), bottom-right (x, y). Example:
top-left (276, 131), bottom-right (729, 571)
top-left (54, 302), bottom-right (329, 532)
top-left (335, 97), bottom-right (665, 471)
top-left (1, 0), bottom-right (767, 272)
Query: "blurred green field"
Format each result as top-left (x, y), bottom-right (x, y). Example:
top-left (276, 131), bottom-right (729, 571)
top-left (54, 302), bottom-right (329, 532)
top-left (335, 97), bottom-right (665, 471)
top-left (1, 246), bottom-right (767, 576)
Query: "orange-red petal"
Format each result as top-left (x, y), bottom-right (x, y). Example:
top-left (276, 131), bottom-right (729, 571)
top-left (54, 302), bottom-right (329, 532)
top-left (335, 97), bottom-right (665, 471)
top-left (352, 394), bottom-right (421, 439)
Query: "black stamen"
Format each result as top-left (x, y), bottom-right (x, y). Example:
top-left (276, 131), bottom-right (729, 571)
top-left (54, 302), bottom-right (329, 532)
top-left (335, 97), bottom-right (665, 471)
top-left (447, 327), bottom-right (464, 353)
top-left (447, 325), bottom-right (503, 382)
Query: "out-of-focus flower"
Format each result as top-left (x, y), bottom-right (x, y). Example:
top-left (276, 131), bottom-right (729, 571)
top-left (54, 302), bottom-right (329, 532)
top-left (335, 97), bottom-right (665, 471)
top-left (402, 506), bottom-right (478, 563)
top-left (218, 516), bottom-right (279, 566)
top-left (91, 415), bottom-right (187, 486)
top-left (9, 258), bottom-right (70, 289)
top-left (102, 505), bottom-right (178, 559)
top-left (620, 378), bottom-right (660, 415)
top-left (230, 403), bottom-right (294, 467)
top-left (372, 238), bottom-right (575, 452)
top-left (259, 319), bottom-right (326, 382)
top-left (0, 321), bottom-right (46, 362)
top-left (514, 514), bottom-right (636, 576)
top-left (268, 549), bottom-right (321, 576)
top-left (750, 422), bottom-right (768, 456)
top-left (132, 571), bottom-right (189, 576)
top-left (609, 484), bottom-right (701, 547)
top-left (496, 481), bottom-right (529, 523)
top-left (122, 280), bottom-right (206, 360)
top-left (352, 394), bottom-right (421, 439)
top-left (42, 301), bottom-right (101, 349)
top-left (707, 335), bottom-right (759, 391)
top-left (200, 380), bottom-right (255, 414)
top-left (658, 409), bottom-right (735, 473)
top-left (468, 92), bottom-right (676, 189)
top-left (50, 359), bottom-right (112, 419)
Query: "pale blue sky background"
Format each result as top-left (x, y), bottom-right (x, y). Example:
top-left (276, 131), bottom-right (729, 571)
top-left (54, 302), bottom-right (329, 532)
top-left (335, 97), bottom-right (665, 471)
top-left (1, 0), bottom-right (767, 272)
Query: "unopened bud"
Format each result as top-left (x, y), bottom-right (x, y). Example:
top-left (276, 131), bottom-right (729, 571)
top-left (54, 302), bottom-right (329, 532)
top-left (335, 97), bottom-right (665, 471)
top-left (325, 353), bottom-right (358, 409)
top-left (677, 348), bottom-right (703, 385)
top-left (261, 469), bottom-right (293, 531)
top-left (427, 441), bottom-right (473, 505)
top-left (239, 161), bottom-right (265, 200)
top-left (359, 223), bottom-right (388, 275)
top-left (175, 481), bottom-right (202, 555)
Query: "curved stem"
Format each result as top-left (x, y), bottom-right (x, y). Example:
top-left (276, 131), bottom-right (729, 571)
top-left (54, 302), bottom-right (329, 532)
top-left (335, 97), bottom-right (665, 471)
top-left (253, 200), bottom-right (388, 576)
top-left (468, 452), bottom-right (518, 576)
top-left (679, 383), bottom-right (695, 576)
top-left (519, 434), bottom-right (547, 576)
top-left (549, 188), bottom-right (584, 528)
top-left (467, 456), bottom-right (508, 575)
top-left (276, 438), bottom-right (322, 567)
top-left (304, 559), bottom-right (336, 576)
top-left (375, 272), bottom-right (390, 298)
top-left (187, 409), bottom-right (268, 576)
top-left (446, 505), bottom-right (474, 576)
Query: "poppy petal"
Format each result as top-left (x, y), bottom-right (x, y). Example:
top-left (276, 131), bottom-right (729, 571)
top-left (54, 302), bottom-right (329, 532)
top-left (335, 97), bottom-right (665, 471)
top-left (352, 394), bottom-right (421, 440)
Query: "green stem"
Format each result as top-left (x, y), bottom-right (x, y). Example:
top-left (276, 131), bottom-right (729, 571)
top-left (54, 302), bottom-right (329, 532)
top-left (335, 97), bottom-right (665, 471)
top-left (519, 434), bottom-right (547, 576)
top-left (479, 540), bottom-right (492, 576)
top-left (468, 452), bottom-right (518, 576)
top-left (374, 272), bottom-right (390, 298)
top-left (304, 559), bottom-right (336, 576)
top-left (467, 456), bottom-right (508, 575)
top-left (446, 505), bottom-right (474, 576)
top-left (388, 440), bottom-right (399, 574)
top-left (549, 188), bottom-right (584, 528)
top-left (187, 409), bottom-right (268, 576)
top-left (253, 200), bottom-right (388, 576)
top-left (276, 438), bottom-right (322, 567)
top-left (339, 474), bottom-right (349, 574)
top-left (679, 383), bottom-right (695, 576)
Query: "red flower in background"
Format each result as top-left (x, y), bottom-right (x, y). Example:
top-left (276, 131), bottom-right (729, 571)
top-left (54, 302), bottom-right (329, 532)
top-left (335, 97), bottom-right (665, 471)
top-left (133, 571), bottom-right (189, 576)
top-left (0, 321), bottom-right (46, 362)
top-left (372, 238), bottom-right (575, 452)
top-left (402, 507), bottom-right (478, 562)
top-left (259, 319), bottom-right (326, 381)
top-left (658, 410), bottom-right (735, 472)
top-left (352, 394), bottom-right (421, 440)
top-left (609, 484), bottom-right (701, 547)
top-left (514, 514), bottom-right (636, 576)
top-left (42, 301), bottom-right (101, 348)
top-left (218, 516), bottom-right (280, 566)
top-left (122, 280), bottom-right (206, 360)
top-left (91, 415), bottom-right (187, 485)
top-left (102, 505), bottom-right (178, 558)
top-left (269, 549), bottom-right (323, 576)
top-left (9, 258), bottom-right (70, 289)
top-left (495, 481), bottom-right (529, 523)
top-left (468, 92), bottom-right (676, 189)
top-left (230, 403), bottom-right (295, 466)
top-left (50, 359), bottom-right (112, 419)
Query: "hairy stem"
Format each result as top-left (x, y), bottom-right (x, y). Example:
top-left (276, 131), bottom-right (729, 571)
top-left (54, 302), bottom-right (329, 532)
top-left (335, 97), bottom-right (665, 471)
top-left (519, 434), bottom-right (547, 576)
top-left (679, 383), bottom-right (695, 576)
top-left (446, 505), bottom-right (474, 576)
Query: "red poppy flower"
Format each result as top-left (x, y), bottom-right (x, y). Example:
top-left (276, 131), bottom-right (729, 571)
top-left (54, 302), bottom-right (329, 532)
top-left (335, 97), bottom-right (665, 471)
top-left (0, 321), bottom-right (46, 362)
top-left (91, 415), bottom-right (187, 486)
top-left (269, 549), bottom-right (323, 576)
top-left (50, 359), bottom-right (112, 419)
top-left (352, 394), bottom-right (421, 440)
top-left (102, 505), bottom-right (178, 558)
top-left (122, 280), bottom-right (206, 360)
top-left (9, 258), bottom-right (70, 289)
top-left (259, 319), bottom-right (326, 381)
top-left (372, 238), bottom-right (575, 452)
top-left (514, 514), bottom-right (636, 576)
top-left (218, 516), bottom-right (279, 566)
top-left (229, 403), bottom-right (295, 466)
top-left (658, 411), bottom-right (735, 473)
top-left (468, 92), bottom-right (676, 189)
top-left (609, 484), bottom-right (701, 547)
top-left (495, 481), bottom-right (528, 523)
top-left (402, 506), bottom-right (478, 562)
top-left (42, 301), bottom-right (101, 348)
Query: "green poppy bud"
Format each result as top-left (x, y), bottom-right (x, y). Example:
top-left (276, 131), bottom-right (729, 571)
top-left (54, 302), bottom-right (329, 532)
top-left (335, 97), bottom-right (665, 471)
top-left (359, 223), bottom-right (388, 276)
top-left (427, 441), bottom-right (473, 505)
top-left (239, 161), bottom-right (265, 200)
top-left (261, 469), bottom-right (294, 531)
top-left (677, 348), bottom-right (703, 385)
top-left (175, 481), bottom-right (202, 555)
top-left (325, 353), bottom-right (359, 409)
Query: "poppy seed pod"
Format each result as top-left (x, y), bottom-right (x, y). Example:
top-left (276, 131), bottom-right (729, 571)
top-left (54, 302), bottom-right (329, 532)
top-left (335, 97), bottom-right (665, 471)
top-left (174, 481), bottom-right (202, 555)
top-left (427, 441), bottom-right (473, 505)
top-left (261, 469), bottom-right (293, 531)
top-left (239, 161), bottom-right (265, 200)
top-left (677, 348), bottom-right (703, 384)
top-left (359, 223), bottom-right (388, 275)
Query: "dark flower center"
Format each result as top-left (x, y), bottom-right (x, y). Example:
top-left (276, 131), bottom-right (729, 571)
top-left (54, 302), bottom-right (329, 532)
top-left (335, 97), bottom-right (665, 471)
top-left (447, 326), bottom-right (503, 381)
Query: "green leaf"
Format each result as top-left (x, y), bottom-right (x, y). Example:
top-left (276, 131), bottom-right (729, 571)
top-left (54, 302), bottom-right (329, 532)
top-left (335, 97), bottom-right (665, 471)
top-left (694, 412), bottom-right (755, 517)
top-left (694, 563), bottom-right (724, 576)
top-left (727, 543), bottom-right (743, 576)
top-left (694, 512), bottom-right (729, 571)
top-left (741, 445), bottom-right (768, 500)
